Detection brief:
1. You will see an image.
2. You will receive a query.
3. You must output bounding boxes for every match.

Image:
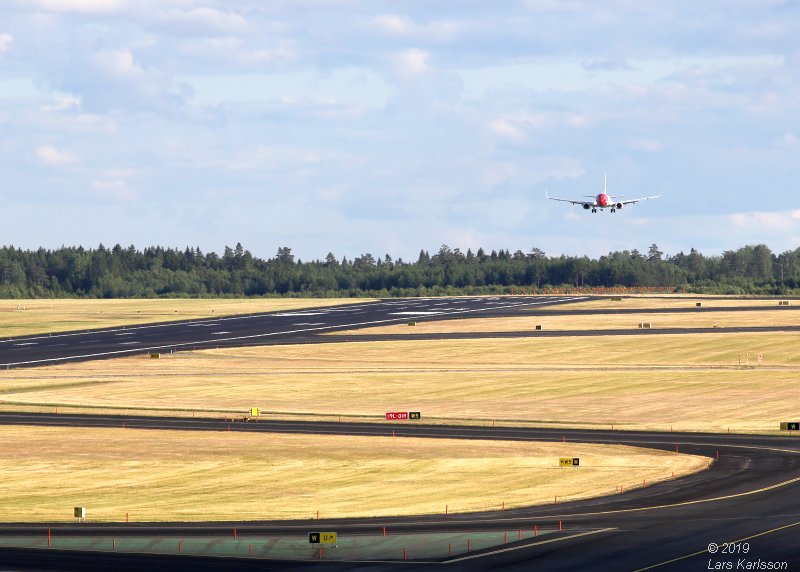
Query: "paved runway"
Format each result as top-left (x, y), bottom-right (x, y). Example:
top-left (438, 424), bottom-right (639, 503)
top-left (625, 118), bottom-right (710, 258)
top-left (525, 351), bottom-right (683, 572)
top-left (2, 296), bottom-right (798, 369)
top-left (2, 296), bottom-right (799, 570)
top-left (0, 413), bottom-right (799, 570)
top-left (0, 296), bottom-right (590, 368)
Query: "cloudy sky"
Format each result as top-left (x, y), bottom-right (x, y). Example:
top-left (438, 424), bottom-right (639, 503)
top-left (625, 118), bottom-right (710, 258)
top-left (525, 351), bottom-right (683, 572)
top-left (1, 1), bottom-right (799, 261)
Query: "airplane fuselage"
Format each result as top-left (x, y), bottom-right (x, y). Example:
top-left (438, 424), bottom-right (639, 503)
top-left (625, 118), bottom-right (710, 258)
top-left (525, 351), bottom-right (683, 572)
top-left (546, 175), bottom-right (660, 213)
top-left (584, 193), bottom-right (620, 212)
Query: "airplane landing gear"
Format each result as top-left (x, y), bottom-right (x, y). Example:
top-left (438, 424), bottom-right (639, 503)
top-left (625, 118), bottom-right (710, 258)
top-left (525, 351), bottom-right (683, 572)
top-left (611, 208), bottom-right (616, 213)
top-left (591, 208), bottom-right (597, 213)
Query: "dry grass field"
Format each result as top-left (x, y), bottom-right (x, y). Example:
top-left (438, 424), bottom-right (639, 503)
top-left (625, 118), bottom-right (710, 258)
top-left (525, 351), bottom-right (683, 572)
top-left (0, 426), bottom-right (706, 522)
top-left (1, 331), bottom-right (796, 432)
top-left (0, 298), bottom-right (370, 338)
top-left (331, 309), bottom-right (800, 335)
top-left (0, 297), bottom-right (787, 523)
top-left (534, 296), bottom-right (794, 311)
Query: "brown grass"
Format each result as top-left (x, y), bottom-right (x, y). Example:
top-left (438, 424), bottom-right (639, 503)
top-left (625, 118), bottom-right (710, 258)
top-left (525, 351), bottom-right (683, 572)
top-left (1, 332), bottom-right (796, 433)
top-left (0, 426), bottom-right (707, 522)
top-left (534, 296), bottom-right (794, 311)
top-left (330, 309), bottom-right (800, 335)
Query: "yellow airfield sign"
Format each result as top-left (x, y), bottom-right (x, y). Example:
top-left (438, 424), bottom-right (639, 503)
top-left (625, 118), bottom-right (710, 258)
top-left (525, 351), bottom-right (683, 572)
top-left (559, 457), bottom-right (580, 467)
top-left (309, 532), bottom-right (337, 544)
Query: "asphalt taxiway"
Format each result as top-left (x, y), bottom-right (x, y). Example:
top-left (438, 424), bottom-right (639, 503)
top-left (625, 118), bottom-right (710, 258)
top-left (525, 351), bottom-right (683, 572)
top-left (0, 413), bottom-right (799, 570)
top-left (1, 296), bottom-right (799, 570)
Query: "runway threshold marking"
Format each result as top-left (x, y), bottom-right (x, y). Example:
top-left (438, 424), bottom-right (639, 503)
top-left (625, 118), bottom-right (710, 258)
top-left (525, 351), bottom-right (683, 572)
top-left (443, 527), bottom-right (617, 564)
top-left (633, 519), bottom-right (800, 571)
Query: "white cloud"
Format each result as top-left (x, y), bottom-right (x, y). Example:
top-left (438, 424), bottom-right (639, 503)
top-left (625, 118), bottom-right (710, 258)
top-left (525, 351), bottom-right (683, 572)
top-left (36, 145), bottom-right (77, 165)
top-left (177, 38), bottom-right (295, 67)
top-left (66, 46), bottom-right (185, 112)
top-left (155, 7), bottom-right (248, 35)
top-left (582, 58), bottom-right (633, 72)
top-left (4, 2), bottom-right (800, 260)
top-left (391, 49), bottom-right (431, 77)
top-left (220, 145), bottom-right (326, 172)
top-left (370, 14), bottom-right (461, 41)
top-left (489, 118), bottom-right (524, 141)
top-left (27, 0), bottom-right (126, 13)
top-left (729, 210), bottom-right (800, 234)
top-left (372, 14), bottom-right (411, 34)
top-left (628, 139), bottom-right (663, 152)
top-left (565, 114), bottom-right (587, 128)
top-left (93, 48), bottom-right (142, 78)
top-left (42, 94), bottom-right (81, 112)
top-left (91, 178), bottom-right (138, 201)
top-left (0, 34), bottom-right (12, 55)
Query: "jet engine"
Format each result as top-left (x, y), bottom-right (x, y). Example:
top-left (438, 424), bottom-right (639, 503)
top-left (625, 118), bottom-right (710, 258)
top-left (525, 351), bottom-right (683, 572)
top-left (582, 203), bottom-right (591, 210)
top-left (615, 203), bottom-right (624, 209)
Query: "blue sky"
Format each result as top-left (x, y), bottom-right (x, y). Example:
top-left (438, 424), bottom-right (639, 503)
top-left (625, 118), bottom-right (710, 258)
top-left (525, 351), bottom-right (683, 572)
top-left (1, 0), bottom-right (799, 261)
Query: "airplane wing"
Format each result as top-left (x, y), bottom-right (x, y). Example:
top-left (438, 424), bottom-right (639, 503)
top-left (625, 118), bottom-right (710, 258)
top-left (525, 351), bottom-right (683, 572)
top-left (617, 195), bottom-right (661, 206)
top-left (546, 191), bottom-right (589, 205)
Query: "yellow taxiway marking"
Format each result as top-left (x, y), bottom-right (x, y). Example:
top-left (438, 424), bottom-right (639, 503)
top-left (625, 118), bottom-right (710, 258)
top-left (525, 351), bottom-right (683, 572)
top-left (444, 527), bottom-right (617, 564)
top-left (633, 519), bottom-right (800, 571)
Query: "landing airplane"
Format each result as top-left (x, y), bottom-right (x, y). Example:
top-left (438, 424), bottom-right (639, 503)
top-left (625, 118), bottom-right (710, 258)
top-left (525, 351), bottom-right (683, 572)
top-left (546, 175), bottom-right (660, 213)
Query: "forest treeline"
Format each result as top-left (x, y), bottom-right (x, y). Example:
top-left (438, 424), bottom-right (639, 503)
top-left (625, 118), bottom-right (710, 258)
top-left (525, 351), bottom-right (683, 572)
top-left (0, 242), bottom-right (798, 298)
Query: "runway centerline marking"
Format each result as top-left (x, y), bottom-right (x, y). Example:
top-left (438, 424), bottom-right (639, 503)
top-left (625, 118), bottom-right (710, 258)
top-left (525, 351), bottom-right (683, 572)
top-left (0, 297), bottom-right (585, 367)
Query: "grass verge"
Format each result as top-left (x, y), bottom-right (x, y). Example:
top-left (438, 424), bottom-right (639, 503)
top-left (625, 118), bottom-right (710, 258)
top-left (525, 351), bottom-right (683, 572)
top-left (1, 332), bottom-right (796, 433)
top-left (0, 426), bottom-right (706, 522)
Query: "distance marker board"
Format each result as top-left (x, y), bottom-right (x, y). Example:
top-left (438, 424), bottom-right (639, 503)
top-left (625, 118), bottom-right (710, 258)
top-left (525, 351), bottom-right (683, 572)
top-left (385, 412), bottom-right (422, 420)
